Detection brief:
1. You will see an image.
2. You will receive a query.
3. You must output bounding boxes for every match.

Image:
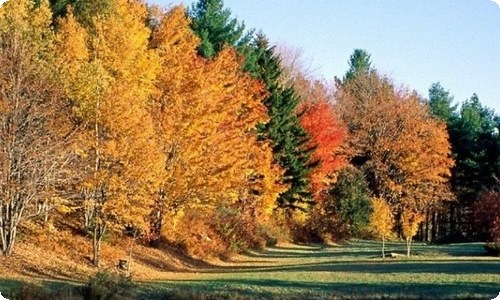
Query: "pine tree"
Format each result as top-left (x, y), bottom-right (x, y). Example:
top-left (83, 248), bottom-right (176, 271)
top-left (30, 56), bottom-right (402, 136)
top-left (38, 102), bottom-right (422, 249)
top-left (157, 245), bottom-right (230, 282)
top-left (188, 0), bottom-right (251, 59)
top-left (250, 36), bottom-right (314, 210)
top-left (343, 49), bottom-right (372, 82)
top-left (427, 82), bottom-right (458, 124)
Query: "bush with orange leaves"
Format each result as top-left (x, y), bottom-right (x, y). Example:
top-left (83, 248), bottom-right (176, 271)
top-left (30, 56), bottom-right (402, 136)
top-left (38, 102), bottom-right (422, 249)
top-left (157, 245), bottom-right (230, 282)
top-left (171, 204), bottom-right (274, 259)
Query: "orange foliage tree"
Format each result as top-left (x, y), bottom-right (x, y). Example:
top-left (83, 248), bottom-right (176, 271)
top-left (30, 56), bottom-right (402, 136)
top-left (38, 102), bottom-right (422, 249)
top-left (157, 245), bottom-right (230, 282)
top-left (149, 6), bottom-right (285, 244)
top-left (336, 62), bottom-right (454, 237)
top-left (56, 0), bottom-right (164, 266)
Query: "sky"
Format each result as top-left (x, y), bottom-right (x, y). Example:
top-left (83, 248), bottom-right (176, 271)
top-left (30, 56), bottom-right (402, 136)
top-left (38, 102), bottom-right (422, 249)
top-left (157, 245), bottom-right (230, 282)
top-left (150, 0), bottom-right (500, 112)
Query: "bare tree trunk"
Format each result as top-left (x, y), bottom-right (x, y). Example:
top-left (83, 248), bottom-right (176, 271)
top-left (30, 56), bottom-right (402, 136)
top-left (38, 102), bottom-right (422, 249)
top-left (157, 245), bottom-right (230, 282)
top-left (406, 237), bottom-right (411, 257)
top-left (431, 211), bottom-right (437, 241)
top-left (127, 229), bottom-right (139, 276)
top-left (92, 221), bottom-right (106, 267)
top-left (382, 236), bottom-right (385, 259)
top-left (424, 210), bottom-right (430, 242)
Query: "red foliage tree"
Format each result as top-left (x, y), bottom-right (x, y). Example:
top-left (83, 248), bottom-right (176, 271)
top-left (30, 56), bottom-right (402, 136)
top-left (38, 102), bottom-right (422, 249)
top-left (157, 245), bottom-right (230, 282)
top-left (300, 99), bottom-right (346, 197)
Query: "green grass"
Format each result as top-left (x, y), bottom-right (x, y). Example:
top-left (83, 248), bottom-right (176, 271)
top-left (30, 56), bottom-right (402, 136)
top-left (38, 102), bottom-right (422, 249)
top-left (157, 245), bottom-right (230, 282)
top-left (139, 241), bottom-right (500, 299)
top-left (1, 240), bottom-right (499, 299)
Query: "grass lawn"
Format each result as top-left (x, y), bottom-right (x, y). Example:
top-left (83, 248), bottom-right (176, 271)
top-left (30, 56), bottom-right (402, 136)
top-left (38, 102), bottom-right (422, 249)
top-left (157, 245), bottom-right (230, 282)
top-left (1, 240), bottom-right (499, 299)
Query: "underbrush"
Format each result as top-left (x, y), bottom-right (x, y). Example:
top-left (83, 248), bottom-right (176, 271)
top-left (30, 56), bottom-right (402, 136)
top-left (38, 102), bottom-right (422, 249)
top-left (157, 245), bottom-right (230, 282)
top-left (169, 205), bottom-right (286, 259)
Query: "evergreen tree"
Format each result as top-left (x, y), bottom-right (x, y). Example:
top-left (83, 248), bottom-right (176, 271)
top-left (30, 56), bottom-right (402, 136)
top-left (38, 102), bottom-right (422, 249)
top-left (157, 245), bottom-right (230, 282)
top-left (427, 82), bottom-right (458, 124)
top-left (188, 0), bottom-right (251, 59)
top-left (343, 49), bottom-right (372, 81)
top-left (443, 94), bottom-right (500, 238)
top-left (451, 95), bottom-right (499, 199)
top-left (250, 35), bottom-right (315, 210)
top-left (326, 166), bottom-right (372, 236)
top-left (49, 0), bottom-right (113, 25)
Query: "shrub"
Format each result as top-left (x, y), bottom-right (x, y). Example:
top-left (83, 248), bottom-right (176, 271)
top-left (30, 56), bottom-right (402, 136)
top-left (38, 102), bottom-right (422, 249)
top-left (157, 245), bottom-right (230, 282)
top-left (211, 205), bottom-right (267, 253)
top-left (173, 209), bottom-right (227, 259)
top-left (83, 271), bottom-right (135, 300)
top-left (173, 204), bottom-right (274, 259)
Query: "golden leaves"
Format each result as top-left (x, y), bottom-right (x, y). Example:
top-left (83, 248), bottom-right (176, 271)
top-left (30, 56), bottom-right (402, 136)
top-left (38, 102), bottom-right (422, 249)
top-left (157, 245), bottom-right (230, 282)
top-left (152, 7), bottom-right (284, 220)
top-left (56, 0), bottom-right (163, 232)
top-left (370, 197), bottom-right (394, 239)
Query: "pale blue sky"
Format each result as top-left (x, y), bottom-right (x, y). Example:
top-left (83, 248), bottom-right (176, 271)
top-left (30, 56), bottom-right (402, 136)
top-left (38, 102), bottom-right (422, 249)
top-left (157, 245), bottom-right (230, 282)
top-left (151, 0), bottom-right (500, 112)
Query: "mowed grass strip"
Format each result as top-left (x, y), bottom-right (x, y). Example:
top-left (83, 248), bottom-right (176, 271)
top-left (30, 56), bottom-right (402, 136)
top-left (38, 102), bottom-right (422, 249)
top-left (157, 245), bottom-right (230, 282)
top-left (139, 241), bottom-right (500, 299)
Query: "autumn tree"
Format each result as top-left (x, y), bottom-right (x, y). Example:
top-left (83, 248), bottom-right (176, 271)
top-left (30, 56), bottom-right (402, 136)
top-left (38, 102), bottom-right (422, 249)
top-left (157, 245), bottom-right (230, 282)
top-left (299, 94), bottom-right (346, 196)
top-left (336, 49), bottom-right (454, 239)
top-left (0, 0), bottom-right (74, 256)
top-left (370, 197), bottom-right (394, 259)
top-left (401, 209), bottom-right (424, 257)
top-left (56, 0), bottom-right (163, 266)
top-left (274, 43), bottom-right (323, 102)
top-left (188, 1), bottom-right (313, 213)
top-left (275, 44), bottom-right (346, 196)
top-left (149, 6), bottom-right (284, 245)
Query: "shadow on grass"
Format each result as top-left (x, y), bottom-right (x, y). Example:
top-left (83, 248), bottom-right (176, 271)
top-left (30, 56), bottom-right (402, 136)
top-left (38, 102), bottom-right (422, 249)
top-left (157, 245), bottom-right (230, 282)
top-left (139, 278), bottom-right (499, 300)
top-left (246, 248), bottom-right (381, 259)
top-left (197, 259), bottom-right (500, 276)
top-left (246, 241), bottom-right (488, 259)
top-left (290, 260), bottom-right (499, 274)
top-left (0, 279), bottom-right (25, 297)
top-left (0, 279), bottom-right (82, 299)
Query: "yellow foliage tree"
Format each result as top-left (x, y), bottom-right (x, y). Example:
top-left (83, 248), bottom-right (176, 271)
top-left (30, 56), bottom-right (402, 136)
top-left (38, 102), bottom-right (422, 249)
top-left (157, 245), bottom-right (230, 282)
top-left (370, 197), bottom-right (394, 259)
top-left (56, 0), bottom-right (164, 266)
top-left (401, 208), bottom-right (424, 257)
top-left (149, 6), bottom-right (285, 241)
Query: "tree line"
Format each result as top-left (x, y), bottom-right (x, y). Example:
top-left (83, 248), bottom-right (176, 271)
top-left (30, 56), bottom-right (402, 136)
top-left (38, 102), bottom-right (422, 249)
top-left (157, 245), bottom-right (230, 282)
top-left (0, 0), bottom-right (498, 266)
